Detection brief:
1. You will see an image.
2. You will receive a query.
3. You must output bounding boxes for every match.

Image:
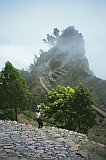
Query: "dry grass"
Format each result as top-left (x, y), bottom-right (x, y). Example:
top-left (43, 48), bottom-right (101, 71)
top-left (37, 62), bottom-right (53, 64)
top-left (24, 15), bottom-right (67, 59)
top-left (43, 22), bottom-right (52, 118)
top-left (17, 113), bottom-right (38, 127)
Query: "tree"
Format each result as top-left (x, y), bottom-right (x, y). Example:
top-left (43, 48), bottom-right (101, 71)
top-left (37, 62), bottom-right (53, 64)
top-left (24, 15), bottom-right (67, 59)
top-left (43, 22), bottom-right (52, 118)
top-left (43, 84), bottom-right (96, 133)
top-left (53, 28), bottom-right (59, 37)
top-left (0, 61), bottom-right (34, 121)
top-left (43, 28), bottom-right (59, 47)
top-left (43, 85), bottom-right (75, 128)
top-left (71, 84), bottom-right (96, 133)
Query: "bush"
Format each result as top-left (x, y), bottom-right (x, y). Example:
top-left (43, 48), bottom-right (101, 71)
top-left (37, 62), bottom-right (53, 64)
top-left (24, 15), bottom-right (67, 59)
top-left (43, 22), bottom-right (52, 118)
top-left (3, 109), bottom-right (16, 120)
top-left (42, 116), bottom-right (55, 126)
top-left (23, 110), bottom-right (33, 119)
top-left (43, 84), bottom-right (96, 133)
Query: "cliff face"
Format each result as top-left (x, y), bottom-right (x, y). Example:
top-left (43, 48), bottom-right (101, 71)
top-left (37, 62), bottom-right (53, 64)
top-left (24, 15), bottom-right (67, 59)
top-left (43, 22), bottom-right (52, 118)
top-left (36, 26), bottom-right (93, 75)
top-left (28, 26), bottom-right (106, 109)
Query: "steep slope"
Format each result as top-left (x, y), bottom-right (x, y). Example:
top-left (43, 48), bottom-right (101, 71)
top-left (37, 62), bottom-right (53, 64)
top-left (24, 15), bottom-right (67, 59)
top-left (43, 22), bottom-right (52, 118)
top-left (24, 26), bottom-right (106, 109)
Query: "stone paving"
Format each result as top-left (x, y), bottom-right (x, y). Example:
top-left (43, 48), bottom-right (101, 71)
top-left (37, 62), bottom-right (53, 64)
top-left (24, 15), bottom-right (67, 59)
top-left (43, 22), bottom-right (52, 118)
top-left (0, 120), bottom-right (87, 160)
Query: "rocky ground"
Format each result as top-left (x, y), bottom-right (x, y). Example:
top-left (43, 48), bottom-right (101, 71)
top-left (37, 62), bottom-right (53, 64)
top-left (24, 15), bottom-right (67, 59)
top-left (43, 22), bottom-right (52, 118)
top-left (0, 120), bottom-right (105, 160)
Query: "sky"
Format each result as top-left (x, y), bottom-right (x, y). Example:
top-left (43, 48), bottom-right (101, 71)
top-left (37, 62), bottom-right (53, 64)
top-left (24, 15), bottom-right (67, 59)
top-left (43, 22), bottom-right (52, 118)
top-left (0, 0), bottom-right (106, 80)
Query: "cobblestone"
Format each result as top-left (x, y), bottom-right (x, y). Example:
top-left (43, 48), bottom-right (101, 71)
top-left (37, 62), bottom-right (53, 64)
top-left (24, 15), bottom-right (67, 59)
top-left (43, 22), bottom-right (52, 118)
top-left (0, 120), bottom-right (87, 160)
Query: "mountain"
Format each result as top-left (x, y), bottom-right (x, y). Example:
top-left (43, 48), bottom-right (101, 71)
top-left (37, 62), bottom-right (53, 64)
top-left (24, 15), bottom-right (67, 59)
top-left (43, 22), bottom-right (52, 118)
top-left (21, 26), bottom-right (106, 110)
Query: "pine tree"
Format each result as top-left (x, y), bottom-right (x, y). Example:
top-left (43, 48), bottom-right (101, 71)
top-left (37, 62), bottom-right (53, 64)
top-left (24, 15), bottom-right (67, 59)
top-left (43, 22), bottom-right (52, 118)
top-left (0, 61), bottom-right (33, 121)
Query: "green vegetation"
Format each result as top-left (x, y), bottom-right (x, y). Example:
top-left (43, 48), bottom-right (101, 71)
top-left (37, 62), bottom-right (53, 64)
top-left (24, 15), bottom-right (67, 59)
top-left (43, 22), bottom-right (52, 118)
top-left (23, 110), bottom-right (33, 119)
top-left (19, 26), bottom-right (106, 109)
top-left (41, 84), bottom-right (96, 133)
top-left (0, 61), bottom-right (34, 121)
top-left (88, 117), bottom-right (106, 145)
top-left (0, 62), bottom-right (96, 134)
top-left (0, 26), bottom-right (105, 159)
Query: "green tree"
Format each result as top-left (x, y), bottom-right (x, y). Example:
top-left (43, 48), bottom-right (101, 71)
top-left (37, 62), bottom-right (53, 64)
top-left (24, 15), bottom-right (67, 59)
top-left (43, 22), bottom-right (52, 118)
top-left (43, 84), bottom-right (96, 133)
top-left (43, 85), bottom-right (75, 128)
top-left (0, 61), bottom-right (33, 121)
top-left (71, 84), bottom-right (96, 133)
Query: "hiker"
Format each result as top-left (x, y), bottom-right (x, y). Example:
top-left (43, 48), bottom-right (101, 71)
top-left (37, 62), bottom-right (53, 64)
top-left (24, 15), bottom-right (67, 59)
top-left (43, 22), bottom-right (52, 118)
top-left (37, 104), bottom-right (41, 110)
top-left (36, 109), bottom-right (43, 129)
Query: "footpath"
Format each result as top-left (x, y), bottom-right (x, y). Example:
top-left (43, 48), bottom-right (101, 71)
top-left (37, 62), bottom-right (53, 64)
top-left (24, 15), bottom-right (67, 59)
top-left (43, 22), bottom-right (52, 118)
top-left (0, 120), bottom-right (105, 160)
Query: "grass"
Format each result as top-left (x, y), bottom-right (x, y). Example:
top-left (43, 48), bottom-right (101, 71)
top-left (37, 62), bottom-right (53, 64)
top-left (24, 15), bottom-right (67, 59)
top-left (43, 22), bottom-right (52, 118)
top-left (80, 142), bottom-right (106, 160)
top-left (87, 117), bottom-right (106, 145)
top-left (84, 116), bottom-right (106, 159)
top-left (17, 112), bottom-right (38, 127)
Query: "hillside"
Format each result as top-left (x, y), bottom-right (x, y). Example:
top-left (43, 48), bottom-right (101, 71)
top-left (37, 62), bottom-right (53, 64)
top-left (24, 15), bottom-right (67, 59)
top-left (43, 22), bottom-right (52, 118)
top-left (0, 120), bottom-right (105, 160)
top-left (21, 26), bottom-right (106, 110)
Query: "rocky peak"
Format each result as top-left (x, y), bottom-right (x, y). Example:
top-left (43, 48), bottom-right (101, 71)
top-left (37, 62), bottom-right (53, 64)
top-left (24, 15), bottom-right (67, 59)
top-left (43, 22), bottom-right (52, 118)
top-left (55, 26), bottom-right (85, 56)
top-left (45, 26), bottom-right (93, 76)
top-left (28, 26), bottom-right (106, 109)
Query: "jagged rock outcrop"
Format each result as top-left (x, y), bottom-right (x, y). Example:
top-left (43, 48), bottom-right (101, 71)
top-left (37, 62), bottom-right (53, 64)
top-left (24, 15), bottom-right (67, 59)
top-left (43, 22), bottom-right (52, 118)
top-left (24, 26), bottom-right (106, 109)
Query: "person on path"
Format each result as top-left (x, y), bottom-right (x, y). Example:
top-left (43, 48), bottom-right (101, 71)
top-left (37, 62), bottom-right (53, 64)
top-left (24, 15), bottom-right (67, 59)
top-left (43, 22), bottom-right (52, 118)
top-left (35, 109), bottom-right (43, 129)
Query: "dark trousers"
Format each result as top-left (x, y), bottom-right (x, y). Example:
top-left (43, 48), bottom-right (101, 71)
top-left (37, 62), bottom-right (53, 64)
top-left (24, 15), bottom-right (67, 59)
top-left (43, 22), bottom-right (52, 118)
top-left (37, 118), bottom-right (43, 129)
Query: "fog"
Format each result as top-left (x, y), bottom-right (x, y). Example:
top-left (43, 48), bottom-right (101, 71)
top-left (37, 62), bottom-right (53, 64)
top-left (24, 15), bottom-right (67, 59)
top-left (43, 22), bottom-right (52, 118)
top-left (0, 0), bottom-right (106, 79)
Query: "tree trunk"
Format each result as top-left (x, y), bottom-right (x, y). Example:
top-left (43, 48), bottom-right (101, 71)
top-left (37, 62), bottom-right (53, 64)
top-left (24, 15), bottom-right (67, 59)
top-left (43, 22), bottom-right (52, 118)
top-left (15, 106), bottom-right (17, 121)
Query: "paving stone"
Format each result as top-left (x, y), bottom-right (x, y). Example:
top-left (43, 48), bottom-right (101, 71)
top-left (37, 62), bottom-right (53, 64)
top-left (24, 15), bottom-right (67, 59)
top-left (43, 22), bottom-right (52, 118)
top-left (0, 120), bottom-right (94, 160)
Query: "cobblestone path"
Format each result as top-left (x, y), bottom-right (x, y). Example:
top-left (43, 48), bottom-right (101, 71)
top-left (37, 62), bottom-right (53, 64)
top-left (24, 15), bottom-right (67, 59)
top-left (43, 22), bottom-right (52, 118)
top-left (0, 120), bottom-right (85, 160)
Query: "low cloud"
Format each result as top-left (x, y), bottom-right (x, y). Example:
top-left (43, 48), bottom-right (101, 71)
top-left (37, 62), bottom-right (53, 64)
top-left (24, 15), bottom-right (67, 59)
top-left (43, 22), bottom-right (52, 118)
top-left (0, 44), bottom-right (37, 71)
